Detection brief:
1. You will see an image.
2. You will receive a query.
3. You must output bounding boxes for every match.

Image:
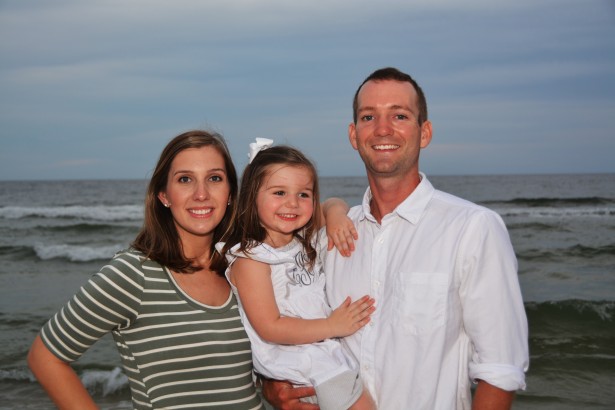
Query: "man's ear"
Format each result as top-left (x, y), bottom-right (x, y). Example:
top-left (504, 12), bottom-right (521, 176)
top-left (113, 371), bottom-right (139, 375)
top-left (420, 120), bottom-right (433, 149)
top-left (348, 123), bottom-right (359, 150)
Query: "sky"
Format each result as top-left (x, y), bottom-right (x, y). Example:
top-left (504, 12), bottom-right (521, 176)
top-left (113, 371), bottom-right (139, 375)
top-left (1, 0), bottom-right (614, 181)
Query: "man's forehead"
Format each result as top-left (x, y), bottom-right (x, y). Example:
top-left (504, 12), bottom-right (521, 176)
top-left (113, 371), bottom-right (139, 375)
top-left (357, 80), bottom-right (417, 111)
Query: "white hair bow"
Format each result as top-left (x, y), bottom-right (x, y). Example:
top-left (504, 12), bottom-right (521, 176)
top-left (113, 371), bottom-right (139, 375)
top-left (248, 138), bottom-right (274, 164)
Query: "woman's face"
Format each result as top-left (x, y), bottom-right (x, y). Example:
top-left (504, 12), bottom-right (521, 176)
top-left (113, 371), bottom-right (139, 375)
top-left (158, 146), bottom-right (231, 246)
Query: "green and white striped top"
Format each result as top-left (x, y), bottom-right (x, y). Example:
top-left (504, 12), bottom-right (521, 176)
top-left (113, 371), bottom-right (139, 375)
top-left (40, 249), bottom-right (263, 409)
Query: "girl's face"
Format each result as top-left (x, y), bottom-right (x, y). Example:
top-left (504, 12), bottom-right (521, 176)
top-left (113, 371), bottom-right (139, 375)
top-left (158, 146), bottom-right (231, 247)
top-left (256, 164), bottom-right (315, 247)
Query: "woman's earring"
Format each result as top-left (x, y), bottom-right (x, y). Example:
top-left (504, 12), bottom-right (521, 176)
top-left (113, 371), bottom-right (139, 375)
top-left (164, 203), bottom-right (171, 208)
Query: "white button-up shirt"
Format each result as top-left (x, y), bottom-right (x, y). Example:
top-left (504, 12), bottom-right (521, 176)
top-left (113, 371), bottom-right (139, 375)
top-left (321, 174), bottom-right (528, 409)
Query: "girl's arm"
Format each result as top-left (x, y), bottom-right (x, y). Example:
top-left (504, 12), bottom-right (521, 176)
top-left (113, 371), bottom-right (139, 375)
top-left (321, 197), bottom-right (357, 257)
top-left (230, 257), bottom-right (374, 345)
top-left (27, 335), bottom-right (98, 410)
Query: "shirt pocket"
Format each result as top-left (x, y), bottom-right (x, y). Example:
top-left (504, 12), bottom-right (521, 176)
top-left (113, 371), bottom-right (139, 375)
top-left (393, 272), bottom-right (449, 335)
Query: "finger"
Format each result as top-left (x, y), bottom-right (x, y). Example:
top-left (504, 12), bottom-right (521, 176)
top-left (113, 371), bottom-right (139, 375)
top-left (350, 226), bottom-right (358, 240)
top-left (282, 386), bottom-right (317, 401)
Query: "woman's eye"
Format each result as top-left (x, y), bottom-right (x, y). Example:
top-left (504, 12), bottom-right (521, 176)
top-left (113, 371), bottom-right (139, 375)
top-left (178, 176), bottom-right (191, 183)
top-left (209, 175), bottom-right (223, 182)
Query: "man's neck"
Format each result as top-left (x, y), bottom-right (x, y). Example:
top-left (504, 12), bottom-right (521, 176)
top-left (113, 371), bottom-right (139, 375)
top-left (367, 172), bottom-right (421, 223)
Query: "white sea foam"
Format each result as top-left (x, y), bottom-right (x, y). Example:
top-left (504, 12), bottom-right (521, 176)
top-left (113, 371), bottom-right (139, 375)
top-left (494, 206), bottom-right (615, 218)
top-left (34, 243), bottom-right (124, 262)
top-left (0, 205), bottom-right (143, 221)
top-left (81, 367), bottom-right (128, 396)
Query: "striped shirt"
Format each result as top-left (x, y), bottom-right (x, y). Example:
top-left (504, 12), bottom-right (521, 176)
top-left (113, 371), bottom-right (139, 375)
top-left (40, 249), bottom-right (263, 409)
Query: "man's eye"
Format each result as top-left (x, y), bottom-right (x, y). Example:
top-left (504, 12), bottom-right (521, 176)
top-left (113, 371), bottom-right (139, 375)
top-left (395, 114), bottom-right (408, 120)
top-left (361, 115), bottom-right (374, 121)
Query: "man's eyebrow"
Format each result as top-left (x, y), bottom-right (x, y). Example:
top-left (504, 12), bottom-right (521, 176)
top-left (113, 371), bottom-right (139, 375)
top-left (358, 104), bottom-right (412, 112)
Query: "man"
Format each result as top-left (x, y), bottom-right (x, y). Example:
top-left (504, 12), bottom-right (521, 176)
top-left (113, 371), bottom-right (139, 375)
top-left (264, 67), bottom-right (529, 409)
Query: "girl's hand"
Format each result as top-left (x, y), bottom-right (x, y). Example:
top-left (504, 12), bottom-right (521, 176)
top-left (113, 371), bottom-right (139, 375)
top-left (323, 200), bottom-right (358, 257)
top-left (327, 295), bottom-right (375, 337)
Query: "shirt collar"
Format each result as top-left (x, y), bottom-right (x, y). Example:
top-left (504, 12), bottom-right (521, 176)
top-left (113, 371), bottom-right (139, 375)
top-left (360, 172), bottom-right (435, 224)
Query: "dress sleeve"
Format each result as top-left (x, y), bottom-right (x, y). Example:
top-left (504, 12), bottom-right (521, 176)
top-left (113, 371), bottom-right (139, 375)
top-left (459, 210), bottom-right (529, 391)
top-left (39, 251), bottom-right (145, 362)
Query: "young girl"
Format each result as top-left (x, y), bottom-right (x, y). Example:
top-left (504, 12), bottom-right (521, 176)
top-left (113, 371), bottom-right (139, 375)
top-left (217, 139), bottom-right (376, 410)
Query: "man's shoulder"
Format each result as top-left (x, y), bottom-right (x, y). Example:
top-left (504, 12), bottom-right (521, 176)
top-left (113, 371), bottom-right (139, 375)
top-left (431, 189), bottom-right (498, 218)
top-left (347, 204), bottom-right (364, 221)
top-left (433, 188), bottom-right (479, 208)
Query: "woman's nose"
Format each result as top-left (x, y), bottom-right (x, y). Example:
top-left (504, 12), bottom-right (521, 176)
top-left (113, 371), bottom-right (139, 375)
top-left (194, 184), bottom-right (209, 200)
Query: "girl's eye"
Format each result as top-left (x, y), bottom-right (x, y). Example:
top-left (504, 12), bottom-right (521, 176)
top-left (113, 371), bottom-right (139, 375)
top-left (299, 192), bottom-right (311, 199)
top-left (273, 191), bottom-right (285, 196)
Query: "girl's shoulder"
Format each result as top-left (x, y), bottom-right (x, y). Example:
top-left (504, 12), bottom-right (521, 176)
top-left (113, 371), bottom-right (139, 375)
top-left (226, 240), bottom-right (302, 266)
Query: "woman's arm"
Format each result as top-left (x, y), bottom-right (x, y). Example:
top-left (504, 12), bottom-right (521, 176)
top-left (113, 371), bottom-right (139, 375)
top-left (27, 335), bottom-right (98, 410)
top-left (321, 197), bottom-right (357, 257)
top-left (230, 257), bottom-right (374, 345)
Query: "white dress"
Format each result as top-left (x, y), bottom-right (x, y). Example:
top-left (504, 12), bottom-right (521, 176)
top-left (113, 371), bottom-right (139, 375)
top-left (223, 239), bottom-right (362, 409)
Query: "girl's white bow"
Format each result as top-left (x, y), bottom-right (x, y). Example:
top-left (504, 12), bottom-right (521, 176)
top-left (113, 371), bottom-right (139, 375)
top-left (248, 138), bottom-right (274, 163)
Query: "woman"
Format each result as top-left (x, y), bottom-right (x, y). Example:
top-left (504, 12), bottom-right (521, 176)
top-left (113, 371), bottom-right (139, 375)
top-left (27, 130), bottom-right (264, 409)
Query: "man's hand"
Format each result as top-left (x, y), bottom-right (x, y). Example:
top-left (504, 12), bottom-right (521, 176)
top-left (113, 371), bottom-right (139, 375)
top-left (261, 379), bottom-right (319, 410)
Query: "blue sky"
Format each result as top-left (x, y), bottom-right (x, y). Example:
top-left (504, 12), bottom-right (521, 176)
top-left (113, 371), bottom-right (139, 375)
top-left (1, 0), bottom-right (614, 180)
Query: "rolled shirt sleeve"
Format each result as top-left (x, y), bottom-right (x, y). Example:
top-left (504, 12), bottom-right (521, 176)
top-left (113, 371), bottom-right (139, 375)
top-left (460, 211), bottom-right (529, 391)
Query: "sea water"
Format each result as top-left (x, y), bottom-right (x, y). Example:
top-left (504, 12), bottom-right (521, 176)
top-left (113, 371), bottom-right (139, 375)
top-left (0, 174), bottom-right (613, 409)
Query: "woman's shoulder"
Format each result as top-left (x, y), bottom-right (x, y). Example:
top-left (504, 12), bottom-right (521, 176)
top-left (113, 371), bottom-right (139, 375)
top-left (103, 248), bottom-right (166, 280)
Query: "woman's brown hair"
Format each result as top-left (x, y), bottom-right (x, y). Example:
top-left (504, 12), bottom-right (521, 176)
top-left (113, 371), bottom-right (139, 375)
top-left (132, 130), bottom-right (238, 275)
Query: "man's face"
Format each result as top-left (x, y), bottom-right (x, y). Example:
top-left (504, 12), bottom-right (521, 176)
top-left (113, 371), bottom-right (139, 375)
top-left (349, 79), bottom-right (432, 179)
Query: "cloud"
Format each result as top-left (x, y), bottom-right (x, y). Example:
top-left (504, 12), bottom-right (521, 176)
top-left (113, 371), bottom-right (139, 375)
top-left (0, 0), bottom-right (614, 179)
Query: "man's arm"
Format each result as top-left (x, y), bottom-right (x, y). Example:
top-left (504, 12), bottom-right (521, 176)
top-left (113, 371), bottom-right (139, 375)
top-left (473, 380), bottom-right (515, 410)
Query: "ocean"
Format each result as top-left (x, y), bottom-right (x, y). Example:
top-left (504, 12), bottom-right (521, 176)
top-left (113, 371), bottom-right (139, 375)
top-left (0, 174), bottom-right (613, 409)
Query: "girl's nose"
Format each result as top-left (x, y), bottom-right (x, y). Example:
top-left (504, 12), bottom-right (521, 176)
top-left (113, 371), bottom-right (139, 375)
top-left (286, 195), bottom-right (299, 208)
